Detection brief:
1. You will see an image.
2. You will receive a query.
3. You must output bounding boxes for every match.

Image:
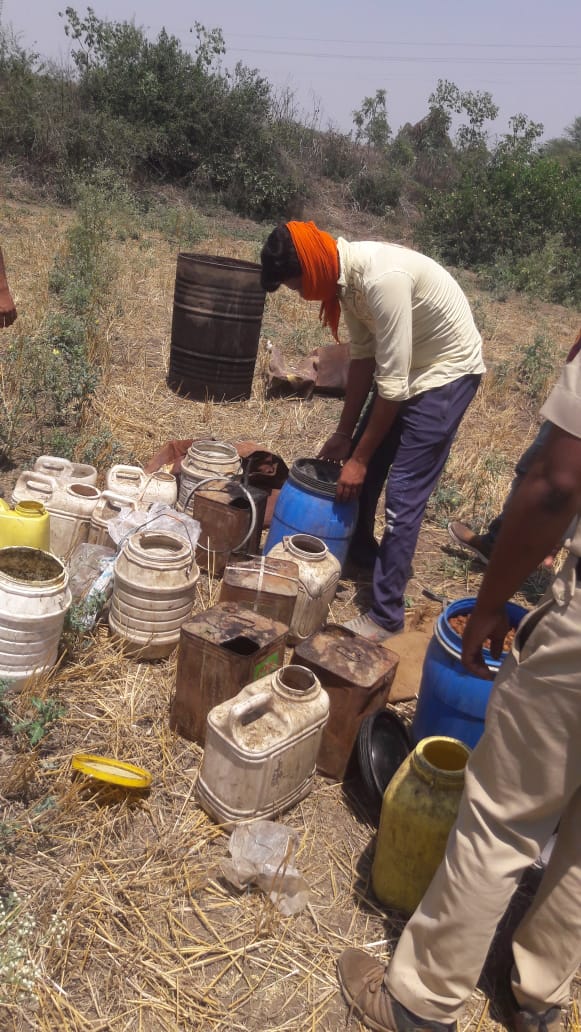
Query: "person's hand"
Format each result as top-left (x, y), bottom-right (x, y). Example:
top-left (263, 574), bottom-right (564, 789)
top-left (0, 287), bottom-right (17, 328)
top-left (336, 456), bottom-right (367, 503)
top-left (317, 432), bottom-right (352, 463)
top-left (461, 606), bottom-right (511, 680)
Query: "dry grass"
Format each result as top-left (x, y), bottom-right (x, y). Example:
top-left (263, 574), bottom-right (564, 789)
top-left (0, 190), bottom-right (579, 1030)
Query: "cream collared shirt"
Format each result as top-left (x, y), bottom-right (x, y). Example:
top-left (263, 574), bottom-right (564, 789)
top-left (541, 345), bottom-right (581, 561)
top-left (336, 238), bottom-right (485, 401)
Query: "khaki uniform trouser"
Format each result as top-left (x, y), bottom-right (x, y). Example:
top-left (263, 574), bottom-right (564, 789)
top-left (385, 559), bottom-right (581, 1023)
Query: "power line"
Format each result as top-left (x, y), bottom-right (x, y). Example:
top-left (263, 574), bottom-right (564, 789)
top-left (225, 32), bottom-right (581, 50)
top-left (228, 47), bottom-right (580, 68)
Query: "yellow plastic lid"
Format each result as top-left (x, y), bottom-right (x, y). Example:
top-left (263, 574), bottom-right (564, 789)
top-left (71, 752), bottom-right (152, 789)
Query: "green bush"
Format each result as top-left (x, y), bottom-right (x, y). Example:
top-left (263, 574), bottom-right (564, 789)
top-left (478, 234), bottom-right (580, 306)
top-left (418, 152), bottom-right (573, 265)
top-left (516, 334), bottom-right (558, 404)
top-left (350, 165), bottom-right (403, 215)
top-left (416, 138), bottom-right (580, 304)
top-left (320, 131), bottom-right (362, 182)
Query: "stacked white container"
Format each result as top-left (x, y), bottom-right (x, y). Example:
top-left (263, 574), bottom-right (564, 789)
top-left (178, 440), bottom-right (242, 513)
top-left (265, 533), bottom-right (341, 642)
top-left (108, 529), bottom-right (199, 659)
top-left (0, 546), bottom-right (72, 685)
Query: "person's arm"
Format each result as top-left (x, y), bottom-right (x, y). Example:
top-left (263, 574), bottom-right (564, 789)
top-left (0, 248), bottom-right (17, 328)
top-left (334, 272), bottom-right (411, 500)
top-left (318, 357), bottom-right (375, 462)
top-left (462, 423), bottom-right (581, 678)
top-left (335, 394), bottom-right (401, 502)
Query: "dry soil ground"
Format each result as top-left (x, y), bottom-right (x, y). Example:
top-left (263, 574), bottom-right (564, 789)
top-left (0, 186), bottom-right (579, 1031)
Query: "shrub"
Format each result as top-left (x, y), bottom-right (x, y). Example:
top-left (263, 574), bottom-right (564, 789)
top-left (419, 143), bottom-right (579, 261)
top-left (516, 334), bottom-right (558, 404)
top-left (350, 165), bottom-right (403, 215)
top-left (478, 234), bottom-right (580, 306)
top-left (416, 137), bottom-right (580, 304)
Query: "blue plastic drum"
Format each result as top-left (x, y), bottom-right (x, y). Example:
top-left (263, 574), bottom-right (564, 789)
top-left (411, 596), bottom-right (528, 749)
top-left (264, 458), bottom-right (358, 568)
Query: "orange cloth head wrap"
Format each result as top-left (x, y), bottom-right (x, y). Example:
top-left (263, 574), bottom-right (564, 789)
top-left (286, 221), bottom-right (341, 342)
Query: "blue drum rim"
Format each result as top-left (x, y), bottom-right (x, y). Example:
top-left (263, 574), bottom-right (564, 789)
top-left (289, 459), bottom-right (346, 500)
top-left (435, 596), bottom-right (529, 670)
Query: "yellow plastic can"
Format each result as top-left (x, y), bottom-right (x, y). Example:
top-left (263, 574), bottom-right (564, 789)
top-left (0, 499), bottom-right (51, 551)
top-left (371, 735), bottom-right (470, 915)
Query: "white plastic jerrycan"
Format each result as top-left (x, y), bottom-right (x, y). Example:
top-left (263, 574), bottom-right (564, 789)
top-left (12, 472), bottom-right (101, 559)
top-left (105, 464), bottom-right (178, 508)
top-left (33, 455), bottom-right (98, 486)
top-left (266, 533), bottom-right (341, 642)
top-left (197, 664), bottom-right (329, 829)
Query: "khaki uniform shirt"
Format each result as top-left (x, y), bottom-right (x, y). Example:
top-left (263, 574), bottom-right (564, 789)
top-left (541, 334), bottom-right (581, 566)
top-left (336, 238), bottom-right (485, 401)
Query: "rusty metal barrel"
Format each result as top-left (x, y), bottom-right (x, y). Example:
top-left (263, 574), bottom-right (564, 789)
top-left (168, 253), bottom-right (266, 402)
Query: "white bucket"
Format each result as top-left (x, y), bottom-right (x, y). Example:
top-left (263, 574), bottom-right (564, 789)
top-left (0, 546), bottom-right (72, 684)
top-left (196, 664), bottom-right (330, 828)
top-left (109, 529), bottom-right (199, 659)
top-left (265, 534), bottom-right (341, 642)
top-left (178, 440), bottom-right (241, 511)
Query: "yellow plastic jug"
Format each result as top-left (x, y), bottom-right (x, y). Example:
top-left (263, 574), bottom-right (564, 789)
top-left (0, 499), bottom-right (50, 551)
top-left (371, 736), bottom-right (470, 914)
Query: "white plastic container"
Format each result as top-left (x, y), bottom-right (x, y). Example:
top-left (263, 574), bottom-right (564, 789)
top-left (265, 534), bottom-right (341, 642)
top-left (88, 491), bottom-right (137, 550)
top-left (196, 664), bottom-right (330, 828)
top-left (105, 465), bottom-right (178, 508)
top-left (12, 473), bottom-right (101, 560)
top-left (178, 439), bottom-right (242, 511)
top-left (12, 471), bottom-right (60, 510)
top-left (108, 529), bottom-right (199, 659)
top-left (33, 455), bottom-right (98, 486)
top-left (0, 546), bottom-right (72, 685)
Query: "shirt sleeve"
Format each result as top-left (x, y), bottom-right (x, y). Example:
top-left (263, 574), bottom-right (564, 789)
top-left (540, 351), bottom-right (581, 439)
top-left (364, 271), bottom-right (413, 401)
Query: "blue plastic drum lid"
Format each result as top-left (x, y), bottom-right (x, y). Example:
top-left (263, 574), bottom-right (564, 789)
top-left (264, 459), bottom-right (358, 568)
top-left (411, 596), bottom-right (529, 750)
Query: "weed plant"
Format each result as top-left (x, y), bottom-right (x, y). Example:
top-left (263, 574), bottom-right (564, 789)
top-left (0, 681), bottom-right (65, 746)
top-left (0, 175), bottom-right (125, 465)
top-left (517, 334), bottom-right (558, 404)
top-left (11, 698), bottom-right (66, 747)
top-left (0, 891), bottom-right (67, 1001)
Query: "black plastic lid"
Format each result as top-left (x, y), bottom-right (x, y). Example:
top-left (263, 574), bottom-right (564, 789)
top-left (356, 709), bottom-right (411, 810)
top-left (289, 458), bottom-right (342, 499)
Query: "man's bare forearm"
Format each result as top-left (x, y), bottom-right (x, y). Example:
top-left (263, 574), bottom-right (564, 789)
top-left (336, 358), bottom-right (375, 436)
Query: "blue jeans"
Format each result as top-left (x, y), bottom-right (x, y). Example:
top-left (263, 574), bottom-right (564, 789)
top-left (352, 374), bottom-right (482, 632)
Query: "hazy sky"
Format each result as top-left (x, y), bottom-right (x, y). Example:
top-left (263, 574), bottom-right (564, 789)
top-left (3, 0), bottom-right (580, 142)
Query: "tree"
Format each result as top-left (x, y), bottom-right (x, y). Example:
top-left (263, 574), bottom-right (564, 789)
top-left (352, 89), bottom-right (391, 151)
top-left (543, 116), bottom-right (581, 170)
top-left (429, 79), bottom-right (498, 150)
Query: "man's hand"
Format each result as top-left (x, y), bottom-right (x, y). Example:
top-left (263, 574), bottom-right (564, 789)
top-left (461, 607), bottom-right (511, 680)
top-left (336, 456), bottom-right (368, 503)
top-left (0, 287), bottom-right (17, 328)
top-left (317, 433), bottom-right (352, 462)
